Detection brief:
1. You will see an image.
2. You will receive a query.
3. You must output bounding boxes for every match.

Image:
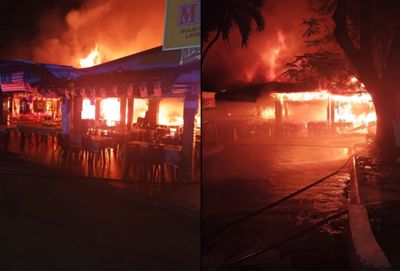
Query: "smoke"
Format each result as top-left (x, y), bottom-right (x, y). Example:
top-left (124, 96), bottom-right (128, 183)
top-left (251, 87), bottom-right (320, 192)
top-left (32, 0), bottom-right (165, 66)
top-left (203, 0), bottom-right (310, 90)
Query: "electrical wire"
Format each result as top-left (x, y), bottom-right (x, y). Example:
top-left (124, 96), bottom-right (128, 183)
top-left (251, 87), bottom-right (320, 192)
top-left (214, 209), bottom-right (349, 271)
top-left (203, 154), bottom-right (354, 241)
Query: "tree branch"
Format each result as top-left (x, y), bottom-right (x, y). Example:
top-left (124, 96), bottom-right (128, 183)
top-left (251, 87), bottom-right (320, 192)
top-left (332, 0), bottom-right (378, 89)
top-left (332, 0), bottom-right (359, 61)
top-left (201, 29), bottom-right (221, 66)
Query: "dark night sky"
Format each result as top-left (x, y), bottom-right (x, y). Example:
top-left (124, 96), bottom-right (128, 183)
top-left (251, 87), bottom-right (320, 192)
top-left (0, 0), bottom-right (82, 60)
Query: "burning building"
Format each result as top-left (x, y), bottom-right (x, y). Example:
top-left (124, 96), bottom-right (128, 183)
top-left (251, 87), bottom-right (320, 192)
top-left (0, 46), bottom-right (200, 182)
top-left (210, 81), bottom-right (376, 140)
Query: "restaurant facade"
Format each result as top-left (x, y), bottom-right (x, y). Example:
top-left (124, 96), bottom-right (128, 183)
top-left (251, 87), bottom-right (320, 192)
top-left (0, 46), bottom-right (200, 183)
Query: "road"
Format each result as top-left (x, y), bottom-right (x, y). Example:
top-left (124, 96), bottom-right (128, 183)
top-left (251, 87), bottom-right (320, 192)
top-left (202, 136), bottom-right (362, 270)
top-left (0, 152), bottom-right (200, 270)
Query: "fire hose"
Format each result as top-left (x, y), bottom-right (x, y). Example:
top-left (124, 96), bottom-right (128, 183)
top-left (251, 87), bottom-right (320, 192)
top-left (213, 209), bottom-right (349, 271)
top-left (203, 153), bottom-right (355, 241)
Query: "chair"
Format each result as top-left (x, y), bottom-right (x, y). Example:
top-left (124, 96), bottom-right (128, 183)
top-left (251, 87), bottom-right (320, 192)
top-left (164, 146), bottom-right (182, 183)
top-left (68, 134), bottom-right (83, 164)
top-left (83, 137), bottom-right (102, 167)
top-left (144, 145), bottom-right (165, 182)
top-left (123, 143), bottom-right (142, 180)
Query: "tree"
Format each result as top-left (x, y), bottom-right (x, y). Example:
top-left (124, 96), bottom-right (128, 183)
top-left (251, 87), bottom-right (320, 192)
top-left (285, 0), bottom-right (400, 161)
top-left (202, 0), bottom-right (266, 65)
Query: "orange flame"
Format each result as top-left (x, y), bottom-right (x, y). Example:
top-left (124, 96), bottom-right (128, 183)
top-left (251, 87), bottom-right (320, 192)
top-left (263, 30), bottom-right (286, 80)
top-left (79, 44), bottom-right (101, 68)
top-left (266, 90), bottom-right (377, 128)
top-left (101, 98), bottom-right (120, 126)
top-left (158, 98), bottom-right (184, 126)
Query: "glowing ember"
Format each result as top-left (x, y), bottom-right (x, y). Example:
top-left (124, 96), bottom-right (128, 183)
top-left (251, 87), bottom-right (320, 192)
top-left (79, 44), bottom-right (101, 68)
top-left (101, 98), bottom-right (120, 126)
top-left (81, 98), bottom-right (95, 119)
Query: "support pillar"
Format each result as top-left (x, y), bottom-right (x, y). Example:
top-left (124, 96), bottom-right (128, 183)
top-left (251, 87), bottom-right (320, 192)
top-left (182, 93), bottom-right (198, 183)
top-left (127, 98), bottom-right (134, 129)
top-left (147, 99), bottom-right (160, 128)
top-left (95, 98), bottom-right (101, 121)
top-left (120, 96), bottom-right (127, 127)
top-left (330, 98), bottom-right (335, 134)
top-left (61, 98), bottom-right (72, 135)
top-left (72, 97), bottom-right (83, 134)
top-left (274, 99), bottom-right (282, 137)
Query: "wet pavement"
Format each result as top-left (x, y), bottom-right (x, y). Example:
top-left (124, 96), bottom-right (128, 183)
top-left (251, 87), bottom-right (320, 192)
top-left (1, 132), bottom-right (200, 213)
top-left (356, 152), bottom-right (400, 268)
top-left (202, 136), bottom-right (364, 270)
top-left (0, 152), bottom-right (200, 270)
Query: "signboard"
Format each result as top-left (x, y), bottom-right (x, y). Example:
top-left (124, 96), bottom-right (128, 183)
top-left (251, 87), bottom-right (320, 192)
top-left (163, 0), bottom-right (200, 51)
top-left (202, 92), bottom-right (216, 109)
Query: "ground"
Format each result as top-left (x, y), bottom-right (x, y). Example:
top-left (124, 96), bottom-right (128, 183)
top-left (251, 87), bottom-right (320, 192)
top-left (355, 151), bottom-right (400, 269)
top-left (0, 152), bottom-right (200, 270)
top-left (202, 135), bottom-right (365, 270)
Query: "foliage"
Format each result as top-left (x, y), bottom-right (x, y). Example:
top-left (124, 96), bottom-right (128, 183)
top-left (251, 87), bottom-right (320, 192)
top-left (202, 0), bottom-right (266, 64)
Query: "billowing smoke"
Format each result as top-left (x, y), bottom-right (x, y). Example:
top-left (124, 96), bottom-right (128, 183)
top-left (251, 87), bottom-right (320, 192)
top-left (203, 0), bottom-right (310, 90)
top-left (32, 0), bottom-right (164, 66)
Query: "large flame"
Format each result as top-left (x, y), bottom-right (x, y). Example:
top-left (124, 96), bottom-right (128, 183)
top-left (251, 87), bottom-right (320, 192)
top-left (79, 44), bottom-right (101, 68)
top-left (101, 98), bottom-right (120, 126)
top-left (133, 99), bottom-right (148, 123)
top-left (262, 30), bottom-right (286, 80)
top-left (81, 98), bottom-right (95, 119)
top-left (81, 98), bottom-right (188, 127)
top-left (158, 98), bottom-right (184, 126)
top-left (266, 90), bottom-right (377, 129)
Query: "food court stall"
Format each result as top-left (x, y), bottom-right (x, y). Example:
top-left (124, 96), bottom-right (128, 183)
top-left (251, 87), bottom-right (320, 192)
top-left (64, 46), bottom-right (200, 182)
top-left (0, 62), bottom-right (79, 147)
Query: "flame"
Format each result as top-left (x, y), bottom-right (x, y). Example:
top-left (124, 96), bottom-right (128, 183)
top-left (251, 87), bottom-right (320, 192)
top-left (81, 98), bottom-right (95, 119)
top-left (267, 90), bottom-right (377, 128)
top-left (101, 98), bottom-right (120, 126)
top-left (79, 44), bottom-right (101, 68)
top-left (272, 90), bottom-right (330, 102)
top-left (133, 98), bottom-right (148, 123)
top-left (261, 108), bottom-right (275, 119)
top-left (158, 98), bottom-right (184, 126)
top-left (263, 30), bottom-right (286, 80)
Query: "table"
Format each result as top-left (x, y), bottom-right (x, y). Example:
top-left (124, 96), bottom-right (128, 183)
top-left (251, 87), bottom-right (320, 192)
top-left (16, 123), bottom-right (61, 146)
top-left (16, 123), bottom-right (61, 136)
top-left (125, 140), bottom-right (183, 182)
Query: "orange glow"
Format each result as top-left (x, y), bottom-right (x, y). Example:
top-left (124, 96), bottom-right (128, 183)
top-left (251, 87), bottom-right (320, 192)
top-left (195, 113), bottom-right (201, 128)
top-left (158, 98), bottom-right (184, 126)
top-left (101, 98), bottom-right (120, 126)
top-left (263, 30), bottom-right (286, 80)
top-left (350, 76), bottom-right (358, 83)
top-left (261, 108), bottom-right (275, 119)
top-left (133, 98), bottom-right (148, 123)
top-left (272, 90), bottom-right (330, 102)
top-left (79, 44), bottom-right (101, 68)
top-left (81, 98), bottom-right (95, 119)
top-left (270, 90), bottom-right (377, 128)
